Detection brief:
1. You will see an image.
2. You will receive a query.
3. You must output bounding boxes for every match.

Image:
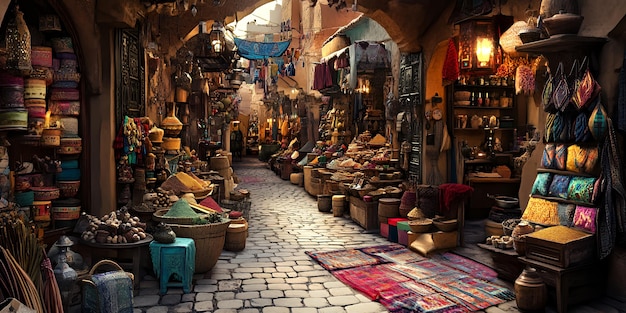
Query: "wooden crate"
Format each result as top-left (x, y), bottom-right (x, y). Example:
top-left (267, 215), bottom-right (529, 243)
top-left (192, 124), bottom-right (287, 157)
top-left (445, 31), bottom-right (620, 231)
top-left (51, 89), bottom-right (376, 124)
top-left (525, 227), bottom-right (595, 268)
top-left (349, 196), bottom-right (378, 230)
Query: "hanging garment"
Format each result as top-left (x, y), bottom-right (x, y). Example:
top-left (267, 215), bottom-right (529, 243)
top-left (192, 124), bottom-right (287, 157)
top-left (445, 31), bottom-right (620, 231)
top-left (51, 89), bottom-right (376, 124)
top-left (442, 38), bottom-right (460, 84)
top-left (617, 49), bottom-right (626, 133)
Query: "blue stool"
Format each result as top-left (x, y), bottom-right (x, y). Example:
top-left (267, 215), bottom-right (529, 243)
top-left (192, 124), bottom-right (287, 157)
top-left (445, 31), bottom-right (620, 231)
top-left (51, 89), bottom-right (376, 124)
top-left (149, 237), bottom-right (195, 294)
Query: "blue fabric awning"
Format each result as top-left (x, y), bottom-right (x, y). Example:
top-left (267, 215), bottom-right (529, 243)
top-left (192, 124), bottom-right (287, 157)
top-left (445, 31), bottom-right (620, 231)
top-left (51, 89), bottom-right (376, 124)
top-left (234, 37), bottom-right (291, 60)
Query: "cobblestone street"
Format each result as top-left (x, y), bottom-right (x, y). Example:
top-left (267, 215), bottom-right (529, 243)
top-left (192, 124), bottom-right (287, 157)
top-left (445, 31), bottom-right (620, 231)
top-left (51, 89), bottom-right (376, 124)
top-left (129, 157), bottom-right (623, 313)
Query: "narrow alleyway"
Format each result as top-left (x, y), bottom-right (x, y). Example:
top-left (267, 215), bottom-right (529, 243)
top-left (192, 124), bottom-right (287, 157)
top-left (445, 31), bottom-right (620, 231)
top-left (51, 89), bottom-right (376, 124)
top-left (129, 156), bottom-right (623, 313)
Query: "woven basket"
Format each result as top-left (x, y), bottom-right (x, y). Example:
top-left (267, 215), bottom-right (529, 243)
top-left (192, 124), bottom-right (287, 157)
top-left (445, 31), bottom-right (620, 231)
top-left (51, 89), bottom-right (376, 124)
top-left (502, 218), bottom-right (522, 236)
top-left (433, 218), bottom-right (458, 232)
top-left (499, 21), bottom-right (527, 56)
top-left (167, 220), bottom-right (231, 273)
top-left (408, 218), bottom-right (433, 233)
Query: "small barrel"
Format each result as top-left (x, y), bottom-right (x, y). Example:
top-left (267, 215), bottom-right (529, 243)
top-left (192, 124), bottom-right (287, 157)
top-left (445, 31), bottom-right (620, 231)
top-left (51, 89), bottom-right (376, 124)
top-left (225, 221), bottom-right (248, 251)
top-left (317, 194), bottom-right (332, 212)
top-left (332, 195), bottom-right (346, 217)
top-left (290, 172), bottom-right (303, 186)
top-left (378, 198), bottom-right (401, 224)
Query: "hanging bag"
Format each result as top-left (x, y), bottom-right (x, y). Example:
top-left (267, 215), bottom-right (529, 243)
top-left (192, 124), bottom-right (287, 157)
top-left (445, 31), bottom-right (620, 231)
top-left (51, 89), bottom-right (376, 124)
top-left (551, 62), bottom-right (571, 112)
top-left (542, 69), bottom-right (556, 113)
top-left (573, 57), bottom-right (601, 110)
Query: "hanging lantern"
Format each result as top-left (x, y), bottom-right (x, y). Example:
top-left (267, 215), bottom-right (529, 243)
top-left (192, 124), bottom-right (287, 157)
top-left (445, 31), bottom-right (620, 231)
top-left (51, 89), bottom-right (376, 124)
top-left (209, 22), bottom-right (225, 54)
top-left (6, 6), bottom-right (32, 75)
top-left (458, 18), bottom-right (498, 71)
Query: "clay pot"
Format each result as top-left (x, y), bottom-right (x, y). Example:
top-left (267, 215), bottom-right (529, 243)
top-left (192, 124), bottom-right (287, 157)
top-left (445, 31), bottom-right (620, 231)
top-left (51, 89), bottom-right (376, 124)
top-left (515, 267), bottom-right (547, 311)
top-left (540, 0), bottom-right (579, 18)
top-left (512, 221), bottom-right (535, 255)
top-left (543, 11), bottom-right (584, 36)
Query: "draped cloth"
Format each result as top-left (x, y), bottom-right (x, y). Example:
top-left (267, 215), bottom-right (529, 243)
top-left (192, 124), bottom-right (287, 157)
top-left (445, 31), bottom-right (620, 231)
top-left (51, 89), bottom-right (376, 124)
top-left (617, 49), bottom-right (626, 133)
top-left (233, 38), bottom-right (291, 60)
top-left (599, 119), bottom-right (626, 259)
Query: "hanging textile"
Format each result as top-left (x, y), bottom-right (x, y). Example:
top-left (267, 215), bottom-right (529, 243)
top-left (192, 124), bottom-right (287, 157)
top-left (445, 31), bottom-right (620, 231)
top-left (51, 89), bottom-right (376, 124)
top-left (354, 41), bottom-right (390, 71)
top-left (599, 119), bottom-right (626, 258)
top-left (617, 49), bottom-right (626, 133)
top-left (442, 38), bottom-right (460, 84)
top-left (234, 38), bottom-right (292, 60)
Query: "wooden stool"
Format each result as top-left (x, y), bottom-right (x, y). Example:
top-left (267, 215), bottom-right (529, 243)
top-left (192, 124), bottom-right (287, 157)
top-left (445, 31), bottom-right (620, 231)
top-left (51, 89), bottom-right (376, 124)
top-left (149, 237), bottom-right (195, 294)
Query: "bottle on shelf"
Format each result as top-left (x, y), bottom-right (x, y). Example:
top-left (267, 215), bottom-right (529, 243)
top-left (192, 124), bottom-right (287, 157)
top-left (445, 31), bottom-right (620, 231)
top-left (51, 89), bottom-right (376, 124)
top-left (484, 92), bottom-right (491, 107)
top-left (470, 91), bottom-right (476, 106)
top-left (477, 92), bottom-right (484, 107)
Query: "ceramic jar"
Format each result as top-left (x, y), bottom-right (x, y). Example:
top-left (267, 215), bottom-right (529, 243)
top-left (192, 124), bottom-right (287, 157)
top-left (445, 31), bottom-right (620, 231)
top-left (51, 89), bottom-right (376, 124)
top-left (515, 267), bottom-right (547, 311)
top-left (161, 104), bottom-right (183, 137)
top-left (512, 220), bottom-right (535, 255)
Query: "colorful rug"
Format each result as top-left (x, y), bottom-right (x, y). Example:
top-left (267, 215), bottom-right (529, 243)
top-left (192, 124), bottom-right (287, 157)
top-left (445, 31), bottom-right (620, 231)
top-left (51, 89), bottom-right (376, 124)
top-left (305, 249), bottom-right (386, 271)
top-left (306, 245), bottom-right (514, 312)
top-left (431, 252), bottom-right (498, 281)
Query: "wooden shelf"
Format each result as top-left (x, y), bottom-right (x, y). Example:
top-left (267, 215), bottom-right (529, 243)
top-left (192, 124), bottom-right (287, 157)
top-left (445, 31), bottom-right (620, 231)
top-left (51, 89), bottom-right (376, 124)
top-left (536, 168), bottom-right (597, 178)
top-left (454, 84), bottom-right (515, 90)
top-left (454, 127), bottom-right (516, 131)
top-left (468, 177), bottom-right (520, 184)
top-left (453, 106), bottom-right (514, 109)
top-left (530, 194), bottom-right (595, 207)
top-left (515, 34), bottom-right (607, 54)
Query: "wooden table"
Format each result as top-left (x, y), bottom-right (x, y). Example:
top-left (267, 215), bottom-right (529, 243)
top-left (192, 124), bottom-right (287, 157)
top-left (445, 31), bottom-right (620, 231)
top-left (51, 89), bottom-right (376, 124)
top-left (518, 257), bottom-right (605, 313)
top-left (477, 243), bottom-right (524, 282)
top-left (79, 235), bottom-right (153, 291)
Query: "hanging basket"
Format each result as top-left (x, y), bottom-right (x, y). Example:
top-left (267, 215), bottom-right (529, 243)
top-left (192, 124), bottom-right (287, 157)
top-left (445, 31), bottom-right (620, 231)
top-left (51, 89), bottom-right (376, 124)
top-left (499, 21), bottom-right (528, 57)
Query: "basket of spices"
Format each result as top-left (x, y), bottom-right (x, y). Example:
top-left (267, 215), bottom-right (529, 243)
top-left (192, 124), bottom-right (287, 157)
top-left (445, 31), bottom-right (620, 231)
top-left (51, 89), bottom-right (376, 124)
top-left (408, 218), bottom-right (433, 233)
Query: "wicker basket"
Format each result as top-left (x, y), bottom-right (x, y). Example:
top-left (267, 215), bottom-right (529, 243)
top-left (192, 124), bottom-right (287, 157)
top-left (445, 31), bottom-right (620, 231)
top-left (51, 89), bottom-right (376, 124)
top-left (502, 218), bottom-right (522, 236)
top-left (433, 218), bottom-right (458, 232)
top-left (408, 218), bottom-right (433, 233)
top-left (168, 220), bottom-right (231, 273)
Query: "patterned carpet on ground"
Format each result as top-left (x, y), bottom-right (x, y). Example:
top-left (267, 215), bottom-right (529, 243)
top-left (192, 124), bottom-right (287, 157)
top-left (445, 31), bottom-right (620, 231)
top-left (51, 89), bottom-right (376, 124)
top-left (306, 244), bottom-right (514, 313)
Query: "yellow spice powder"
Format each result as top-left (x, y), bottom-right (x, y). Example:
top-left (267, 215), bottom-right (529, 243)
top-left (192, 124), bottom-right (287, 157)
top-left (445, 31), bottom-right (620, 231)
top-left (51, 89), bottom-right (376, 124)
top-left (527, 225), bottom-right (589, 244)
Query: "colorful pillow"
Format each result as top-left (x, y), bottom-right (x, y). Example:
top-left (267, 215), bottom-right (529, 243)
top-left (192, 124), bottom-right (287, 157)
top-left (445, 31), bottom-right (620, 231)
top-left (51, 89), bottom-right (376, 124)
top-left (548, 174), bottom-right (571, 199)
top-left (552, 112), bottom-right (568, 142)
top-left (588, 102), bottom-right (608, 140)
top-left (531, 173), bottom-right (553, 196)
top-left (557, 203), bottom-right (576, 227)
top-left (585, 147), bottom-right (599, 174)
top-left (573, 206), bottom-right (598, 233)
top-left (566, 145), bottom-right (587, 173)
top-left (567, 176), bottom-right (596, 203)
top-left (574, 112), bottom-right (592, 142)
top-left (555, 144), bottom-right (567, 170)
top-left (541, 144), bottom-right (556, 169)
top-left (592, 175), bottom-right (604, 203)
top-left (521, 197), bottom-right (560, 226)
top-left (545, 113), bottom-right (556, 143)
